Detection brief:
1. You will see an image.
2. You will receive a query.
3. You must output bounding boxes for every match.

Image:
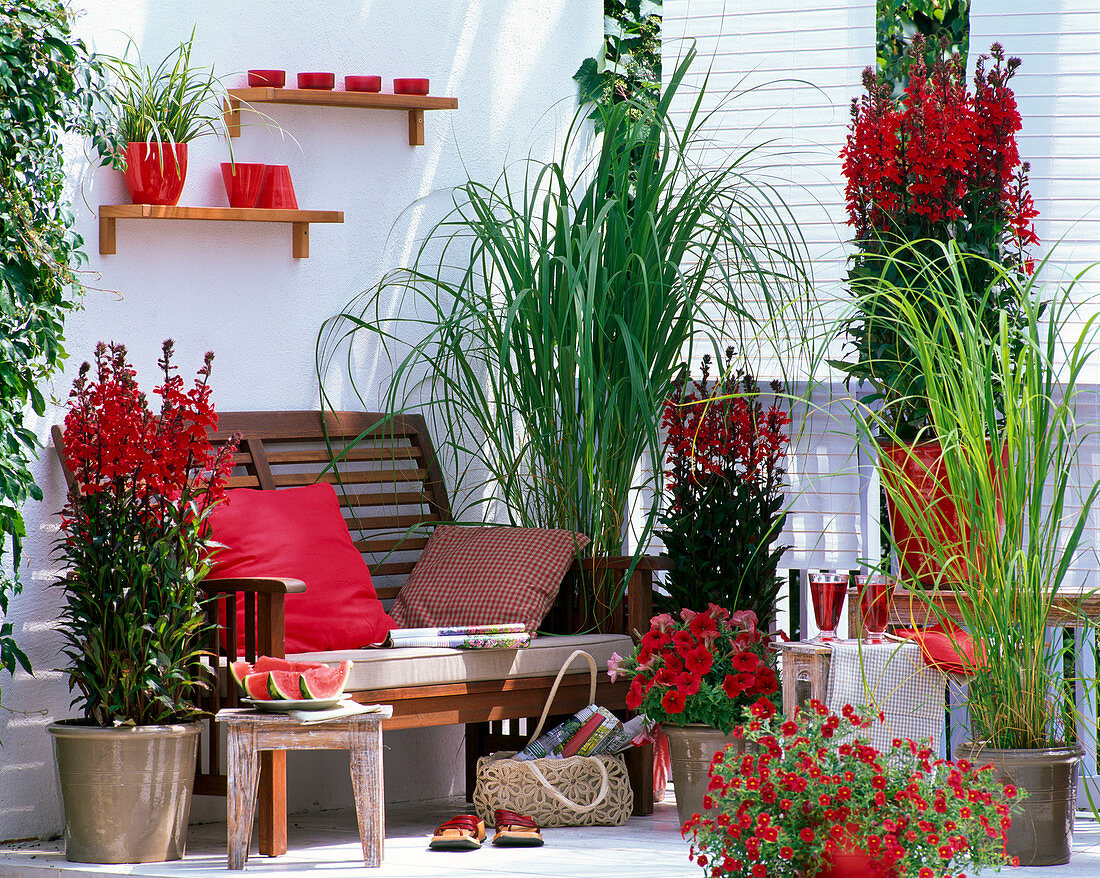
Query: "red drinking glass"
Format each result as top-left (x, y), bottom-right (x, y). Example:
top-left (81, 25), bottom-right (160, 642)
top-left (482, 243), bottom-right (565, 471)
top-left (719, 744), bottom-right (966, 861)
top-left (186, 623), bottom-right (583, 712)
top-left (858, 574), bottom-right (892, 644)
top-left (808, 572), bottom-right (847, 642)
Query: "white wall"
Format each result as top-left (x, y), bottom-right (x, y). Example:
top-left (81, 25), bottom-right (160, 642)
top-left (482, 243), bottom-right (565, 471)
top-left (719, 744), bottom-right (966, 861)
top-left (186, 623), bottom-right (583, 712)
top-left (0, 0), bottom-right (600, 841)
top-left (663, 0), bottom-right (875, 573)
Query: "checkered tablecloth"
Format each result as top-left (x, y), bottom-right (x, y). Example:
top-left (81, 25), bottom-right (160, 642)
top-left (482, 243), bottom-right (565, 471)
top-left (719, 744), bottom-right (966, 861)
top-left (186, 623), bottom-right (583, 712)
top-left (825, 641), bottom-right (944, 751)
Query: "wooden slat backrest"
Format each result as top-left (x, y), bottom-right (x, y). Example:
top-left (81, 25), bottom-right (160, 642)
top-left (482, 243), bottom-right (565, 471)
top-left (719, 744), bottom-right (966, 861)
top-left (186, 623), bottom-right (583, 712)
top-left (212, 411), bottom-right (453, 600)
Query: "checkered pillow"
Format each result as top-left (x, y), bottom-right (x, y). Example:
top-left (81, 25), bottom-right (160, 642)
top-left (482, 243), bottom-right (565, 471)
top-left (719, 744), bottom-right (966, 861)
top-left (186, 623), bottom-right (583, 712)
top-left (389, 526), bottom-right (591, 633)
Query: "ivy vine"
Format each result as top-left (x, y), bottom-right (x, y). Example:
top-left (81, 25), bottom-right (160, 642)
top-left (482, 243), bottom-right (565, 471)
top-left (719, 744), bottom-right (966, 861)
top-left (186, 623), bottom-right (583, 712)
top-left (877, 0), bottom-right (970, 91)
top-left (0, 1), bottom-right (113, 699)
top-left (574, 0), bottom-right (661, 127)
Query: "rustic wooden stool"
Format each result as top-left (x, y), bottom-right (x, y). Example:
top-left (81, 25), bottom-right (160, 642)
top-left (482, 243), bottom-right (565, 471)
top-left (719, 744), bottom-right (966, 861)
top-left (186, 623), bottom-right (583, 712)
top-left (775, 641), bottom-right (832, 717)
top-left (217, 706), bottom-right (393, 869)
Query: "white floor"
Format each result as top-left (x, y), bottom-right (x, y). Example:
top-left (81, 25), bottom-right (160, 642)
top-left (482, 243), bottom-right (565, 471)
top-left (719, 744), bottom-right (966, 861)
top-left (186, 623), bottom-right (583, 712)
top-left (0, 796), bottom-right (1097, 878)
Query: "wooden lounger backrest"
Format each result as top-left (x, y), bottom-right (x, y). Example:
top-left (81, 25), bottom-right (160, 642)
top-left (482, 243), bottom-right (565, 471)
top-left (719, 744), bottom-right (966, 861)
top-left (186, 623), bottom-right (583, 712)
top-left (211, 410), bottom-right (453, 600)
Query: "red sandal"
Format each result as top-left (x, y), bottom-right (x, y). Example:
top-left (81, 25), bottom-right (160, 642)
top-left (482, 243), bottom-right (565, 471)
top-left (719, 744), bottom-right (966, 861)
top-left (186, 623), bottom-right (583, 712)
top-left (429, 814), bottom-right (486, 850)
top-left (492, 809), bottom-right (545, 847)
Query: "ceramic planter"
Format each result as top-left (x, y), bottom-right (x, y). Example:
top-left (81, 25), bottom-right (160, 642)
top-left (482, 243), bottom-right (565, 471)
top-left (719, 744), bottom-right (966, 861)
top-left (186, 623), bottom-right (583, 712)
top-left (122, 142), bottom-right (188, 206)
top-left (48, 721), bottom-right (201, 863)
top-left (816, 836), bottom-right (899, 878)
top-left (878, 439), bottom-right (1005, 584)
top-left (664, 724), bottom-right (743, 826)
top-left (954, 742), bottom-right (1080, 866)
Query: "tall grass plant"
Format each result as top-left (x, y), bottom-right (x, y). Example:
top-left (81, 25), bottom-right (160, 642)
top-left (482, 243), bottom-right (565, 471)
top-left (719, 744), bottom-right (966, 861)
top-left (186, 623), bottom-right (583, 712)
top-left (851, 241), bottom-right (1098, 749)
top-left (317, 51), bottom-right (809, 613)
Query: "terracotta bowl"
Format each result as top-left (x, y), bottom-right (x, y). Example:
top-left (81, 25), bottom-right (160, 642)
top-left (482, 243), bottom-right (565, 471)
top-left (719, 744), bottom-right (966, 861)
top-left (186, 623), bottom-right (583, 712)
top-left (344, 75), bottom-right (382, 93)
top-left (297, 71), bottom-right (335, 90)
top-left (247, 69), bottom-right (285, 88)
top-left (393, 78), bottom-right (429, 96)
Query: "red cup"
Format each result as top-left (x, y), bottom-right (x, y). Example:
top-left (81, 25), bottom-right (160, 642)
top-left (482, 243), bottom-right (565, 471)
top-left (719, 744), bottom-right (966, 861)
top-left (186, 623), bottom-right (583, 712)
top-left (393, 78), bottom-right (429, 96)
top-left (297, 71), bottom-right (335, 90)
top-left (858, 575), bottom-right (893, 644)
top-left (809, 573), bottom-right (848, 642)
top-left (248, 69), bottom-right (285, 88)
top-left (220, 162), bottom-right (266, 208)
top-left (254, 165), bottom-right (298, 210)
top-left (345, 75), bottom-right (382, 93)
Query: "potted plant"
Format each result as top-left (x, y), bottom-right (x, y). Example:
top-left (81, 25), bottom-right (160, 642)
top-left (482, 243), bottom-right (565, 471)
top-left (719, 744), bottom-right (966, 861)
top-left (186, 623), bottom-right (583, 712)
top-left (657, 350), bottom-right (791, 628)
top-left (833, 40), bottom-right (1039, 582)
top-left (49, 340), bottom-right (236, 863)
top-left (99, 30), bottom-right (227, 205)
top-left (860, 253), bottom-right (1099, 866)
top-left (685, 702), bottom-right (1020, 878)
top-left (608, 605), bottom-right (780, 825)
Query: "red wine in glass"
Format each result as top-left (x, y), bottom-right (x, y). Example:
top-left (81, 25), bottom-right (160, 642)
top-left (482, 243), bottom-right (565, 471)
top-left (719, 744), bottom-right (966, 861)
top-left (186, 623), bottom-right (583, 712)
top-left (859, 575), bottom-right (892, 643)
top-left (809, 573), bottom-right (847, 642)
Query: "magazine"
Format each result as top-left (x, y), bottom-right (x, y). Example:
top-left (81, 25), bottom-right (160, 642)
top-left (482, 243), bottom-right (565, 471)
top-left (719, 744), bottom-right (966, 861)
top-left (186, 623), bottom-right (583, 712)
top-left (384, 627), bottom-right (530, 649)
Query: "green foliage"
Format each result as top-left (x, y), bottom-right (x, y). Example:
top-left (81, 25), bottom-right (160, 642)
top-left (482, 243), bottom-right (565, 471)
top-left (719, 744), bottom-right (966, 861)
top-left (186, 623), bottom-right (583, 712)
top-left (0, 1), bottom-right (112, 704)
top-left (877, 0), bottom-right (970, 92)
top-left (574, 0), bottom-right (661, 129)
top-left (55, 493), bottom-right (214, 725)
top-left (856, 242), bottom-right (1099, 749)
top-left (657, 478), bottom-right (787, 626)
top-left (99, 28), bottom-right (226, 155)
top-left (318, 50), bottom-right (809, 613)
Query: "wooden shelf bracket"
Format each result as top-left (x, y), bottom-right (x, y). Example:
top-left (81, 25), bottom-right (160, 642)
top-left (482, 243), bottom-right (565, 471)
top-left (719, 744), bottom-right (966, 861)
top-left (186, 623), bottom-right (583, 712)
top-left (224, 88), bottom-right (457, 146)
top-left (98, 205), bottom-right (344, 259)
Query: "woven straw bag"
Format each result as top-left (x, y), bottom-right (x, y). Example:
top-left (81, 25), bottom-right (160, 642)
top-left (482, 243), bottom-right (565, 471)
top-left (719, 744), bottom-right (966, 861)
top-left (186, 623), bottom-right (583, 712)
top-left (473, 649), bottom-right (633, 827)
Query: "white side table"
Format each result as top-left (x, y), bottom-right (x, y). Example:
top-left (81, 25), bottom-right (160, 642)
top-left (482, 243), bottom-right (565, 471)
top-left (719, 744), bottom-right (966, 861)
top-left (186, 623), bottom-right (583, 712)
top-left (217, 706), bottom-right (392, 869)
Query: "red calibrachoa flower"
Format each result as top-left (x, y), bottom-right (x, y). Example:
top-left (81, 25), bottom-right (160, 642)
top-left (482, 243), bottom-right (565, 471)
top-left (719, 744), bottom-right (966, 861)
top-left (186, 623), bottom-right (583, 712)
top-left (608, 606), bottom-right (779, 734)
top-left (684, 703), bottom-right (1021, 878)
top-left (656, 349), bottom-right (791, 630)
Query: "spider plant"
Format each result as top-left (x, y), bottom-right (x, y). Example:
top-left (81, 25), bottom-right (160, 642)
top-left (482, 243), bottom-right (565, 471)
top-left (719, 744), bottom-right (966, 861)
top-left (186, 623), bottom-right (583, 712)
top-left (852, 241), bottom-right (1099, 749)
top-left (99, 28), bottom-right (226, 159)
top-left (317, 49), bottom-right (810, 615)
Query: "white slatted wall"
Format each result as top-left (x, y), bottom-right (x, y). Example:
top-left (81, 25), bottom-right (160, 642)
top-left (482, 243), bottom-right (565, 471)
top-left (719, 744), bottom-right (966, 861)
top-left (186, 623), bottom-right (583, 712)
top-left (664, 0), bottom-right (875, 570)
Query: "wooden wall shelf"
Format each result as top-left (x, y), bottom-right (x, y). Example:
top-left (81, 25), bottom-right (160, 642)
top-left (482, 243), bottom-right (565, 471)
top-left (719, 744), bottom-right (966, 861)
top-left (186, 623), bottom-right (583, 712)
top-left (98, 205), bottom-right (344, 259)
top-left (224, 87), bottom-right (459, 146)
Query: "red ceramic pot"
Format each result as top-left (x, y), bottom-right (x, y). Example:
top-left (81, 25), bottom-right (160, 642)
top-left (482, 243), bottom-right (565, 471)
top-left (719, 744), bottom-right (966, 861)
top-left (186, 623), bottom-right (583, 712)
top-left (122, 142), bottom-right (188, 206)
top-left (344, 75), bottom-right (382, 92)
top-left (248, 69), bottom-right (285, 88)
top-left (220, 162), bottom-right (267, 208)
top-left (254, 165), bottom-right (298, 210)
top-left (879, 439), bottom-right (1006, 585)
top-left (393, 78), bottom-right (429, 95)
top-left (816, 837), bottom-right (899, 878)
top-left (297, 71), bottom-right (335, 90)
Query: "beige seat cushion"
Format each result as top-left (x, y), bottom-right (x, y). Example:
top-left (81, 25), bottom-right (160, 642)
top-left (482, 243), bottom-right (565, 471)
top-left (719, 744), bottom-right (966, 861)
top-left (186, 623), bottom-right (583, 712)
top-left (291, 633), bottom-right (631, 691)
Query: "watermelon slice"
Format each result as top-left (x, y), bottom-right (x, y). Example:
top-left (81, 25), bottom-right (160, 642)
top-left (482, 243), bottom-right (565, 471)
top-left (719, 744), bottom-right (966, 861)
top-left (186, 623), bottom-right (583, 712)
top-left (230, 660), bottom-right (254, 690)
top-left (244, 672), bottom-right (275, 701)
top-left (267, 670), bottom-right (306, 700)
top-left (299, 660), bottom-right (353, 699)
top-left (253, 656), bottom-right (327, 674)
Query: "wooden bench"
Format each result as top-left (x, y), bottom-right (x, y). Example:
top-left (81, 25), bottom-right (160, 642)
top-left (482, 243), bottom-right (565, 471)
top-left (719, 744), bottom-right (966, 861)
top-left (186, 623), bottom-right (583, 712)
top-left (79, 410), bottom-right (656, 855)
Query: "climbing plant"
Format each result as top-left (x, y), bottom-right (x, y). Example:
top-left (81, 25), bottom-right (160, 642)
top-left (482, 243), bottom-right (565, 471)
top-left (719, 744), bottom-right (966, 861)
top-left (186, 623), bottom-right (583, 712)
top-left (877, 0), bottom-right (970, 92)
top-left (0, 1), bottom-right (113, 695)
top-left (574, 0), bottom-right (661, 127)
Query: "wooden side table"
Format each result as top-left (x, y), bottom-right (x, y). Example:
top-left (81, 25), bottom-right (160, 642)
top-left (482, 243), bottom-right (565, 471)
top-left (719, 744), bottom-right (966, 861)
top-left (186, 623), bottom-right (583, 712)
top-left (217, 706), bottom-right (393, 869)
top-left (775, 641), bottom-right (832, 717)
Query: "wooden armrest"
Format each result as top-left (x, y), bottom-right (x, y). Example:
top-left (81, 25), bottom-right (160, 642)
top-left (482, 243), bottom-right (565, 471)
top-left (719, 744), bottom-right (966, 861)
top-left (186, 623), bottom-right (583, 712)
top-left (569, 555), bottom-right (672, 574)
top-left (201, 577), bottom-right (307, 595)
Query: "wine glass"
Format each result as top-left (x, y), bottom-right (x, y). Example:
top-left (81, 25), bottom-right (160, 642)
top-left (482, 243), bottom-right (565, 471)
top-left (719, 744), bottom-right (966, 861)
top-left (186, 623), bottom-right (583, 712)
top-left (808, 572), bottom-right (848, 642)
top-left (858, 574), bottom-right (893, 644)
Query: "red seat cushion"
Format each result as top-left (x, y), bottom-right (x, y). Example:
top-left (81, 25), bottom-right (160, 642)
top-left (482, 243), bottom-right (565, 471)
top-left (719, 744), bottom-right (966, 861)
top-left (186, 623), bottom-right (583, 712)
top-left (207, 483), bottom-right (395, 653)
top-left (389, 525), bottom-right (590, 632)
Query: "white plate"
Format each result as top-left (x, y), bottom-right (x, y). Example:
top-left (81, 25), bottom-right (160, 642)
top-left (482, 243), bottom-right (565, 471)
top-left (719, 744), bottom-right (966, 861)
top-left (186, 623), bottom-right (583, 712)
top-left (243, 697), bottom-right (343, 712)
